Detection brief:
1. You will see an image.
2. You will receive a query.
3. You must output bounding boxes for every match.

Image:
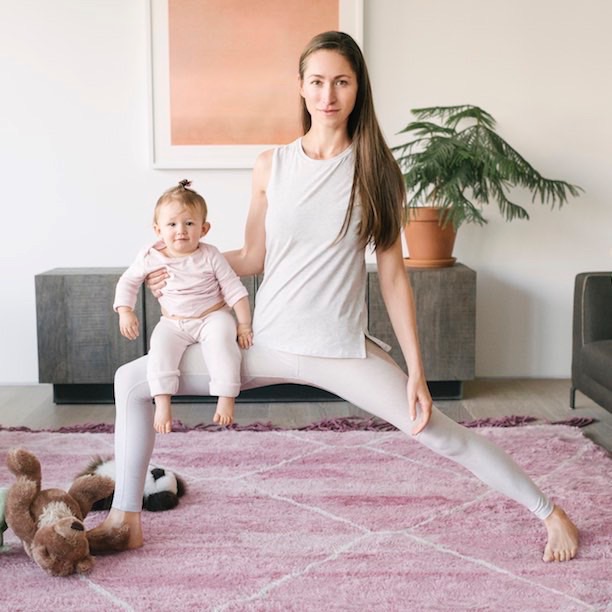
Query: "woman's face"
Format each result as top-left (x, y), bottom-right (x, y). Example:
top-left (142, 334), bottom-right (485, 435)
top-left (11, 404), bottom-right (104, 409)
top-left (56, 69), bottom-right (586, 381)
top-left (300, 49), bottom-right (358, 130)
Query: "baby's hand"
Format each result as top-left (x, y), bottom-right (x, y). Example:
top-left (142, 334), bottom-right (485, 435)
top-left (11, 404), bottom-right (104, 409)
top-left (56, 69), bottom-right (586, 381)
top-left (237, 323), bottom-right (253, 349)
top-left (119, 310), bottom-right (140, 340)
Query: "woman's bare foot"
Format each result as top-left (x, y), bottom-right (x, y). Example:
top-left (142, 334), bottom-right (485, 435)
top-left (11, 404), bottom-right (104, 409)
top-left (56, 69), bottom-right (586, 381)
top-left (543, 505), bottom-right (579, 562)
top-left (88, 508), bottom-right (144, 550)
top-left (213, 396), bottom-right (235, 426)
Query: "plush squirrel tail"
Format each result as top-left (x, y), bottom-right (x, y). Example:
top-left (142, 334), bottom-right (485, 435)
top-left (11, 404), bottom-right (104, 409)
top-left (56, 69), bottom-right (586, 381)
top-left (5, 449), bottom-right (42, 545)
top-left (6, 449), bottom-right (42, 486)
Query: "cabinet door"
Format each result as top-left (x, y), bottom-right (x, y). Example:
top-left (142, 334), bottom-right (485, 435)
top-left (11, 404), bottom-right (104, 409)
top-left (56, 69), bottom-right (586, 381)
top-left (36, 269), bottom-right (145, 384)
top-left (367, 264), bottom-right (475, 381)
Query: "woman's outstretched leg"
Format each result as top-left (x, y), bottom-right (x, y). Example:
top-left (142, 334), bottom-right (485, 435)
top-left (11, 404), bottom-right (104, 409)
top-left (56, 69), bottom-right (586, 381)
top-left (415, 406), bottom-right (578, 561)
top-left (88, 355), bottom-right (155, 548)
top-left (296, 341), bottom-right (579, 561)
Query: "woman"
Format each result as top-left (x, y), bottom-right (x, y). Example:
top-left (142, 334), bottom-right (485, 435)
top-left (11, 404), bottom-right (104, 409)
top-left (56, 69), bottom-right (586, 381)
top-left (93, 31), bottom-right (578, 562)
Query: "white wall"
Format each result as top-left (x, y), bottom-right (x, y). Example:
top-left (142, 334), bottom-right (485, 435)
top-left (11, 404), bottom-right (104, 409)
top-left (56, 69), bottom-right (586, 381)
top-left (0, 0), bottom-right (610, 384)
top-left (368, 0), bottom-right (612, 377)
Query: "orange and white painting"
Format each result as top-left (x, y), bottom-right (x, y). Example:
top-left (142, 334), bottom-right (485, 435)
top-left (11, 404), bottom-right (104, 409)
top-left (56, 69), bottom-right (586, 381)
top-left (149, 0), bottom-right (363, 168)
top-left (168, 0), bottom-right (338, 146)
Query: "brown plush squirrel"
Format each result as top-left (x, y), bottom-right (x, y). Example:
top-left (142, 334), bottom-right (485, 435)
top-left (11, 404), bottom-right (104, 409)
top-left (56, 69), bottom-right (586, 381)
top-left (5, 448), bottom-right (130, 576)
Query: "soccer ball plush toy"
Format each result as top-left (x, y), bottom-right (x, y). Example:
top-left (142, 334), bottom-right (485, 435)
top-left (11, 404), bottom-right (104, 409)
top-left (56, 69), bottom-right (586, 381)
top-left (76, 456), bottom-right (186, 512)
top-left (5, 448), bottom-right (130, 576)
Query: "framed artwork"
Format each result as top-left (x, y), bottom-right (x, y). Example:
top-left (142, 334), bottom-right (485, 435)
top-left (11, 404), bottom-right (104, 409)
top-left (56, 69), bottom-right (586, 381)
top-left (148, 0), bottom-right (364, 169)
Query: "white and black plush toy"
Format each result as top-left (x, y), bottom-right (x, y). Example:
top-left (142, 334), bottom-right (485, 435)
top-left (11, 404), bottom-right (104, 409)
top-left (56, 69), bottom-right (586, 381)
top-left (76, 457), bottom-right (186, 512)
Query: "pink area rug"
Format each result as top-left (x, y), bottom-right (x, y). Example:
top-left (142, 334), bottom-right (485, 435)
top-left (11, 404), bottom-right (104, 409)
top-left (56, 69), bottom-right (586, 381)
top-left (0, 425), bottom-right (610, 611)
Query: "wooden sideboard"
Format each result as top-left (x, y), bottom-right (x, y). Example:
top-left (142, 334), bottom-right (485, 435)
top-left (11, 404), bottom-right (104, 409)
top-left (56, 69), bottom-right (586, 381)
top-left (36, 264), bottom-right (475, 403)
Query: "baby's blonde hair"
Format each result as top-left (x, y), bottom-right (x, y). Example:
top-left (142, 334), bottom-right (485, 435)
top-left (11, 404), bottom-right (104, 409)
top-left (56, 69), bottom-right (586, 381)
top-left (154, 179), bottom-right (207, 223)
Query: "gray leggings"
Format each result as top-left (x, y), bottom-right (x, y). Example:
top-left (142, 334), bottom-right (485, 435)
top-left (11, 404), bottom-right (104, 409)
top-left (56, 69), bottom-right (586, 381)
top-left (112, 340), bottom-right (554, 519)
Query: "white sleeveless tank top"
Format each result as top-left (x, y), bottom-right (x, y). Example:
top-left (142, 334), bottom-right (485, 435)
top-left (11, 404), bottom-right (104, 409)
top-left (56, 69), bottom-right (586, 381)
top-left (252, 138), bottom-right (376, 358)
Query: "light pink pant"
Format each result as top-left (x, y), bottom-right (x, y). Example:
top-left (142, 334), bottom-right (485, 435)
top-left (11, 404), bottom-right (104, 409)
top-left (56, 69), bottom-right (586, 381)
top-left (113, 340), bottom-right (553, 519)
top-left (147, 308), bottom-right (241, 398)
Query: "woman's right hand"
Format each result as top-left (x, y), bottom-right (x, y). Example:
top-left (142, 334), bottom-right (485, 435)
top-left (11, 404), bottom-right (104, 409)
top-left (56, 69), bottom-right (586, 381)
top-left (145, 267), bottom-right (169, 298)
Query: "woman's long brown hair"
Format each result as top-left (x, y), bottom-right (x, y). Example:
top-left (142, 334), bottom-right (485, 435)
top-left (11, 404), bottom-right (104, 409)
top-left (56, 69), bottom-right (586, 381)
top-left (299, 31), bottom-right (405, 250)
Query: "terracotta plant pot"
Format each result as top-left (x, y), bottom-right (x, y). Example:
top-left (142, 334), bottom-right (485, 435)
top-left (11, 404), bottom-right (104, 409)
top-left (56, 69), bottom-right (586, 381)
top-left (403, 207), bottom-right (457, 268)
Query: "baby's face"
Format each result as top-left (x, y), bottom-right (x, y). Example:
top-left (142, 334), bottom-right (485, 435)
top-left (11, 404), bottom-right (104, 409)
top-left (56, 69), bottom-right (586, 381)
top-left (154, 201), bottom-right (209, 257)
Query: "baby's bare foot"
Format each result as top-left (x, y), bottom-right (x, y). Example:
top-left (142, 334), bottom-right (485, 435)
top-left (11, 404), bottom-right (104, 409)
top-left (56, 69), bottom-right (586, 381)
top-left (154, 418), bottom-right (172, 433)
top-left (154, 403), bottom-right (172, 433)
top-left (543, 505), bottom-right (579, 562)
top-left (213, 397), bottom-right (235, 426)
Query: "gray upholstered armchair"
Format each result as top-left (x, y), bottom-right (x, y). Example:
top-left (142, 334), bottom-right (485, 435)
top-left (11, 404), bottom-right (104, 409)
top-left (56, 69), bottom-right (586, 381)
top-left (571, 272), bottom-right (612, 413)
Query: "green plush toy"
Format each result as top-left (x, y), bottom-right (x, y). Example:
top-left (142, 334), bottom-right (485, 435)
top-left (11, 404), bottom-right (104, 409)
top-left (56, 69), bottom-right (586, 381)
top-left (0, 486), bottom-right (8, 550)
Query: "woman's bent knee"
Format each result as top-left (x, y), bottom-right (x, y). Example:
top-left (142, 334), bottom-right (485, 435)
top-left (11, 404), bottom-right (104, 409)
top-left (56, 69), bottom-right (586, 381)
top-left (115, 360), bottom-right (144, 386)
top-left (114, 356), bottom-right (151, 403)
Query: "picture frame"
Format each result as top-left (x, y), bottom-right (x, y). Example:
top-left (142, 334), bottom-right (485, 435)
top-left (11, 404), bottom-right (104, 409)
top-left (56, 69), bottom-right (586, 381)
top-left (147, 0), bottom-right (364, 169)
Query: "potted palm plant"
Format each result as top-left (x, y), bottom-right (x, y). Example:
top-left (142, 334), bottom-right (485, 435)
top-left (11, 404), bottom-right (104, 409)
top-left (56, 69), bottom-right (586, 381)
top-left (392, 105), bottom-right (583, 267)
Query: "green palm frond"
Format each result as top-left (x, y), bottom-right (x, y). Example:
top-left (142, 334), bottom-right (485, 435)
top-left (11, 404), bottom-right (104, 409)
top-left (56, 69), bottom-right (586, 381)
top-left (391, 105), bottom-right (583, 229)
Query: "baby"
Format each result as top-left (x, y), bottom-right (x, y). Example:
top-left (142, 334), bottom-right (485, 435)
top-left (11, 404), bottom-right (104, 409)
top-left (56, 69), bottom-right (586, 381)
top-left (114, 180), bottom-right (252, 432)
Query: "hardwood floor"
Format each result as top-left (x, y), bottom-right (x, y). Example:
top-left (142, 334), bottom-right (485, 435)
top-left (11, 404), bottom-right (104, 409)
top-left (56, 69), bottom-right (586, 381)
top-left (1, 379), bottom-right (611, 451)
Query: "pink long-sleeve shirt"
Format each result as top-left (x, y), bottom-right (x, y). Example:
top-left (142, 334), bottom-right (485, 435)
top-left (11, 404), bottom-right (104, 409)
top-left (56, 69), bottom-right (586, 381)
top-left (114, 241), bottom-right (248, 318)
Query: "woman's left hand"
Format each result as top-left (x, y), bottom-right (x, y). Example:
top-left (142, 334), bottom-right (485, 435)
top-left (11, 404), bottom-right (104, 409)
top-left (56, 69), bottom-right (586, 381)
top-left (407, 375), bottom-right (433, 435)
